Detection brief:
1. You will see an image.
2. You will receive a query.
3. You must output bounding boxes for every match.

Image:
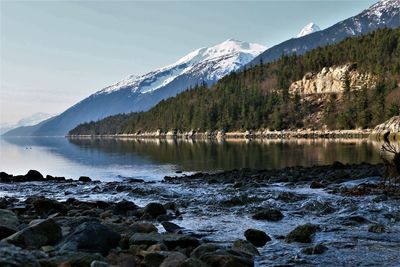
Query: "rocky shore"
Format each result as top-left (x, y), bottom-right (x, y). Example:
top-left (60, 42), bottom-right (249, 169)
top-left (1, 162), bottom-right (400, 266)
top-left (68, 129), bottom-right (372, 140)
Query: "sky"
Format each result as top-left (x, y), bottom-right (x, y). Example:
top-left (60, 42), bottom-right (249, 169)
top-left (0, 0), bottom-right (377, 124)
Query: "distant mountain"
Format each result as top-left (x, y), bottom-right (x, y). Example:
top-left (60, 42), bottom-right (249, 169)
top-left (250, 0), bottom-right (400, 66)
top-left (297, 23), bottom-right (320, 38)
top-left (0, 112), bottom-right (53, 135)
top-left (4, 39), bottom-right (265, 136)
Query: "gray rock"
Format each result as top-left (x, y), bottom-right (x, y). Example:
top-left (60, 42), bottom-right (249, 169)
top-left (0, 209), bottom-right (19, 239)
top-left (144, 202), bottom-right (167, 218)
top-left (244, 229), bottom-right (271, 247)
top-left (162, 221), bottom-right (183, 233)
top-left (160, 252), bottom-right (187, 267)
top-left (91, 260), bottom-right (109, 267)
top-left (232, 239), bottom-right (260, 256)
top-left (286, 224), bottom-right (320, 243)
top-left (130, 233), bottom-right (200, 250)
top-left (58, 221), bottom-right (120, 255)
top-left (0, 242), bottom-right (40, 267)
top-left (4, 218), bottom-right (62, 249)
top-left (252, 208), bottom-right (284, 221)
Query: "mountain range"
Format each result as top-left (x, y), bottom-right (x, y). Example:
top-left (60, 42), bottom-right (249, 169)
top-left (250, 0), bottom-right (400, 66)
top-left (4, 40), bottom-right (265, 136)
top-left (4, 0), bottom-right (400, 137)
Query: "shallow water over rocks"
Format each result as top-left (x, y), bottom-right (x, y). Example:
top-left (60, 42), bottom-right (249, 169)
top-left (1, 164), bottom-right (400, 266)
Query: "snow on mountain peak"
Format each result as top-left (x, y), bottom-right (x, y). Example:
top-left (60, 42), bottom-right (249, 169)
top-left (100, 39), bottom-right (266, 95)
top-left (363, 0), bottom-right (400, 19)
top-left (296, 22), bottom-right (321, 38)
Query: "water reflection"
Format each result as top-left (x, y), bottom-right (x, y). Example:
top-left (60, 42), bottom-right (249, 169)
top-left (0, 137), bottom-right (385, 181)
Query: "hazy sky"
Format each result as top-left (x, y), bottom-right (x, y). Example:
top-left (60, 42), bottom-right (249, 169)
top-left (1, 0), bottom-right (377, 124)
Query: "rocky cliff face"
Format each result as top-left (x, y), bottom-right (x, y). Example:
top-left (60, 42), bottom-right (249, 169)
top-left (289, 64), bottom-right (375, 95)
top-left (372, 116), bottom-right (400, 140)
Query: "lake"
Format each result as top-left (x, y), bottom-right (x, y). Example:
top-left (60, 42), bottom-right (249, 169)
top-left (0, 136), bottom-right (383, 181)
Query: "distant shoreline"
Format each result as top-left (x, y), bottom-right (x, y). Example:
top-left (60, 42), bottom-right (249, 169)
top-left (67, 129), bottom-right (373, 140)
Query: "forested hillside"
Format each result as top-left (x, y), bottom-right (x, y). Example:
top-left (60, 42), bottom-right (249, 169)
top-left (70, 28), bottom-right (400, 135)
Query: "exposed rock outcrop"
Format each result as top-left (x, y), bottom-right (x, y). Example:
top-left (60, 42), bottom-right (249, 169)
top-left (289, 64), bottom-right (375, 95)
top-left (371, 116), bottom-right (400, 141)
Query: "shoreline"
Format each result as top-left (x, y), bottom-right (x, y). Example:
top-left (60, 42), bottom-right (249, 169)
top-left (67, 129), bottom-right (373, 140)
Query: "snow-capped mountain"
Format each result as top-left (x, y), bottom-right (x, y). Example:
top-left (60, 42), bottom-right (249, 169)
top-left (4, 39), bottom-right (265, 136)
top-left (296, 23), bottom-right (320, 38)
top-left (0, 112), bottom-right (53, 135)
top-left (250, 0), bottom-right (400, 66)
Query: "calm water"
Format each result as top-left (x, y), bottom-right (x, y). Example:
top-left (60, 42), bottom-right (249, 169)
top-left (0, 137), bottom-right (384, 181)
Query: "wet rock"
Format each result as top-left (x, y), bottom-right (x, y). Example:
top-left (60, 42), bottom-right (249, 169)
top-left (58, 221), bottom-right (121, 255)
top-left (124, 222), bottom-right (158, 234)
top-left (0, 242), bottom-right (40, 267)
top-left (113, 200), bottom-right (138, 216)
top-left (157, 214), bottom-right (176, 222)
top-left (252, 208), bottom-right (284, 221)
top-left (32, 198), bottom-right (68, 216)
top-left (0, 209), bottom-right (19, 239)
top-left (274, 191), bottom-right (307, 203)
top-left (198, 249), bottom-right (254, 267)
top-left (179, 258), bottom-right (208, 267)
top-left (130, 233), bottom-right (200, 250)
top-left (368, 224), bottom-right (385, 233)
top-left (25, 170), bottom-right (44, 181)
top-left (310, 180), bottom-right (325, 189)
top-left (145, 252), bottom-right (168, 267)
top-left (91, 260), bottom-right (109, 267)
top-left (286, 224), bottom-right (320, 243)
top-left (4, 218), bottom-right (62, 249)
top-left (232, 239), bottom-right (260, 256)
top-left (160, 252), bottom-right (187, 267)
top-left (332, 161), bottom-right (345, 169)
top-left (302, 244), bottom-right (328, 255)
top-left (144, 202), bottom-right (167, 218)
top-left (162, 221), bottom-right (183, 233)
top-left (79, 176), bottom-right (92, 182)
top-left (40, 252), bottom-right (104, 267)
top-left (344, 215), bottom-right (369, 225)
top-left (373, 195), bottom-right (388, 202)
top-left (190, 243), bottom-right (222, 259)
top-left (244, 229), bottom-right (271, 247)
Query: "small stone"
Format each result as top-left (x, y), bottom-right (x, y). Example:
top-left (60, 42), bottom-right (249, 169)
top-left (286, 224), bottom-right (320, 243)
top-left (90, 260), bottom-right (109, 267)
top-left (310, 180), bottom-right (325, 189)
top-left (252, 208), bottom-right (284, 221)
top-left (162, 221), bottom-right (183, 233)
top-left (302, 244), bottom-right (328, 255)
top-left (368, 224), bottom-right (385, 233)
top-left (244, 229), bottom-right (271, 247)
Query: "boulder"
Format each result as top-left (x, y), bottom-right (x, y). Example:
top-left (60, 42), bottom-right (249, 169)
top-left (0, 242), bottom-right (40, 267)
top-left (25, 170), bottom-right (44, 181)
top-left (130, 222), bottom-right (158, 234)
top-left (0, 209), bottom-right (19, 239)
top-left (302, 244), bottom-right (328, 255)
top-left (129, 233), bottom-right (200, 250)
top-left (4, 218), bottom-right (62, 249)
top-left (39, 252), bottom-right (104, 267)
top-left (58, 221), bottom-right (120, 255)
top-left (160, 252), bottom-right (187, 267)
top-left (144, 202), bottom-right (167, 218)
top-left (190, 243), bottom-right (222, 259)
top-left (252, 208), bottom-right (284, 221)
top-left (244, 229), bottom-right (271, 247)
top-left (232, 239), bottom-right (259, 256)
top-left (113, 200), bottom-right (138, 215)
top-left (32, 198), bottom-right (68, 216)
top-left (90, 260), bottom-right (109, 267)
top-left (286, 224), bottom-right (320, 243)
top-left (198, 249), bottom-right (254, 267)
top-left (162, 221), bottom-right (183, 233)
top-left (79, 176), bottom-right (92, 182)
